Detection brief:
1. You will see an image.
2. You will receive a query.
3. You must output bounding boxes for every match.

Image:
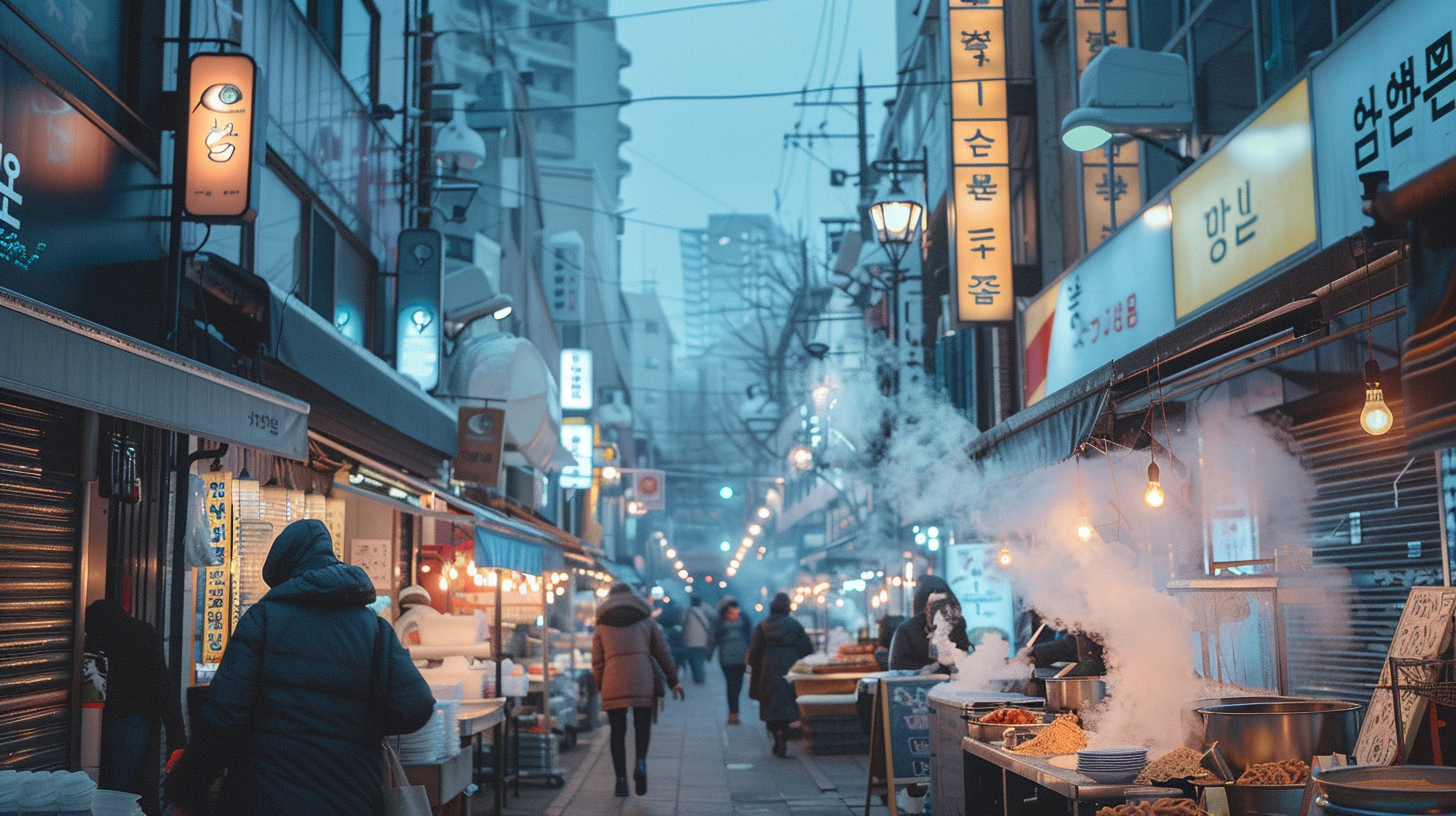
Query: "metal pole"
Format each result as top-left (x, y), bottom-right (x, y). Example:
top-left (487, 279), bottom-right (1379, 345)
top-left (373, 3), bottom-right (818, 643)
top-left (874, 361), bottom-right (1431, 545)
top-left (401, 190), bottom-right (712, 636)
top-left (857, 68), bottom-right (872, 235)
top-left (1438, 452), bottom-right (1451, 587)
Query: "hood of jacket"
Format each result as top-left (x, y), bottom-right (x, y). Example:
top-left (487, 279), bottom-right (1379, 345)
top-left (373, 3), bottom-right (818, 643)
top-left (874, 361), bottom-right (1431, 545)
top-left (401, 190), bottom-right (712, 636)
top-left (596, 590), bottom-right (652, 627)
top-left (759, 613), bottom-right (807, 647)
top-left (261, 519), bottom-right (375, 607)
top-left (912, 575), bottom-right (952, 617)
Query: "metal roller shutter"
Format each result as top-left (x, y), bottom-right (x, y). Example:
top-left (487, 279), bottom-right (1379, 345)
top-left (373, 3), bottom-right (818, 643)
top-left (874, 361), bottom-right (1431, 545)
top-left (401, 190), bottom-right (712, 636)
top-left (0, 390), bottom-right (82, 769)
top-left (1284, 394), bottom-right (1444, 701)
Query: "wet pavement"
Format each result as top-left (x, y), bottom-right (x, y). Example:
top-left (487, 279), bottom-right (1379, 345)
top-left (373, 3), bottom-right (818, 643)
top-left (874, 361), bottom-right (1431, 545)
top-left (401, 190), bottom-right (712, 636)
top-left (489, 666), bottom-right (895, 816)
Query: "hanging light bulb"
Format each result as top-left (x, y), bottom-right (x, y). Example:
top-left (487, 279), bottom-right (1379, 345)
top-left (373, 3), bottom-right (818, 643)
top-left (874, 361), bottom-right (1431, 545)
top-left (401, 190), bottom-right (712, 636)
top-left (1145, 460), bottom-right (1165, 508)
top-left (996, 547), bottom-right (1013, 567)
top-left (1076, 517), bottom-right (1093, 542)
top-left (1361, 359), bottom-right (1393, 436)
top-left (438, 576), bottom-right (449, 591)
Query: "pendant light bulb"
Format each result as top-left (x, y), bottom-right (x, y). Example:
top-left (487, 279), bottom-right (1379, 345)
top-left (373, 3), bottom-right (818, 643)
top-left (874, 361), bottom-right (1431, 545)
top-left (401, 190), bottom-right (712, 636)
top-left (1144, 460), bottom-right (1165, 508)
top-left (1076, 517), bottom-right (1093, 542)
top-left (996, 547), bottom-right (1013, 567)
top-left (1361, 359), bottom-right (1393, 436)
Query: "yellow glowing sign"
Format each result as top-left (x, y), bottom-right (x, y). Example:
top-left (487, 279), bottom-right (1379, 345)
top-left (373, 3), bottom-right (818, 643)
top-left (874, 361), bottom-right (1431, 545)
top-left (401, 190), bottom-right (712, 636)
top-left (1170, 80), bottom-right (1316, 319)
top-left (184, 53), bottom-right (256, 219)
top-left (201, 471), bottom-right (233, 664)
top-left (1073, 0), bottom-right (1139, 250)
top-left (947, 0), bottom-right (1013, 323)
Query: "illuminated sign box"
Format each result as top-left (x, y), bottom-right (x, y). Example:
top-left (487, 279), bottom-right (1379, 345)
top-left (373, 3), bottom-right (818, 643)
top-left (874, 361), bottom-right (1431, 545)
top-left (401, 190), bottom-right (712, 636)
top-left (560, 348), bottom-right (593, 411)
top-left (184, 53), bottom-right (258, 221)
top-left (1170, 80), bottom-right (1316, 320)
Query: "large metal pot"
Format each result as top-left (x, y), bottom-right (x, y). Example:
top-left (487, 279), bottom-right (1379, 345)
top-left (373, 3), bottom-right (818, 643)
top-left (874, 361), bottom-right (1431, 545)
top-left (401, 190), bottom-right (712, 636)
top-left (1197, 700), bottom-right (1361, 775)
top-left (1044, 676), bottom-right (1107, 711)
top-left (1224, 784), bottom-right (1306, 816)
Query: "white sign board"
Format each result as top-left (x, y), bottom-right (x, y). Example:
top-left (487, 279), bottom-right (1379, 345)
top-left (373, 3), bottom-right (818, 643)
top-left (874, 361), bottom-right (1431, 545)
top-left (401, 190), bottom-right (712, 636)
top-left (560, 423), bottom-right (594, 489)
top-left (560, 348), bottom-right (593, 411)
top-left (1044, 209), bottom-right (1175, 395)
top-left (944, 543), bottom-right (1015, 650)
top-left (1313, 0), bottom-right (1456, 246)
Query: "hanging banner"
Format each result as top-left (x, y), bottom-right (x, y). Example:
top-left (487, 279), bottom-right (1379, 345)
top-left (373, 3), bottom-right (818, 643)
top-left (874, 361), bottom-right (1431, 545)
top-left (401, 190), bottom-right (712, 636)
top-left (183, 53), bottom-right (257, 220)
top-left (457, 406), bottom-right (507, 485)
top-left (1071, 0), bottom-right (1141, 250)
top-left (201, 471), bottom-right (233, 664)
top-left (947, 0), bottom-right (1013, 323)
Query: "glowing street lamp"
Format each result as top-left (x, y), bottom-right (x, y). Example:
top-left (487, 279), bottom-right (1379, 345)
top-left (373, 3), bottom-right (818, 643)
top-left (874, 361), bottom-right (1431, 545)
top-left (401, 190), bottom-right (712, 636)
top-left (789, 444), bottom-right (814, 471)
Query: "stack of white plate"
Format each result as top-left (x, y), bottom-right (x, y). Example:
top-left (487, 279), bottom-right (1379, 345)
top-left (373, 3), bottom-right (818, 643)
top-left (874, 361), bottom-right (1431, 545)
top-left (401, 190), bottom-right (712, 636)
top-left (1076, 747), bottom-right (1148, 784)
top-left (394, 700), bottom-right (462, 764)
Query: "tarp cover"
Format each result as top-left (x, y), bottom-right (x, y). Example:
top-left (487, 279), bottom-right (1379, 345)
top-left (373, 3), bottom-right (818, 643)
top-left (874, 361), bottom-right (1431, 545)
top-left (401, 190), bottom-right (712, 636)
top-left (474, 526), bottom-right (563, 576)
top-left (967, 371), bottom-right (1113, 480)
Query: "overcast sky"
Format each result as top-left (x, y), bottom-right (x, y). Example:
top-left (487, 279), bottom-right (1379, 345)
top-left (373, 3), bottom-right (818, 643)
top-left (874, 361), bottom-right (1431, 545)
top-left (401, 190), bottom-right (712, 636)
top-left (612, 0), bottom-right (898, 342)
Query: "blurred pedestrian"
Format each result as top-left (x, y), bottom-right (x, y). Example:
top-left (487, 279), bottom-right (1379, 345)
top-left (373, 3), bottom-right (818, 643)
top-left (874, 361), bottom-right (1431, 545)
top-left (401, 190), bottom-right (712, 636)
top-left (593, 583), bottom-right (684, 797)
top-left (680, 596), bottom-right (713, 685)
top-left (747, 592), bottom-right (814, 757)
top-left (166, 520), bottom-right (435, 816)
top-left (710, 596), bottom-right (752, 724)
top-left (83, 598), bottom-right (187, 800)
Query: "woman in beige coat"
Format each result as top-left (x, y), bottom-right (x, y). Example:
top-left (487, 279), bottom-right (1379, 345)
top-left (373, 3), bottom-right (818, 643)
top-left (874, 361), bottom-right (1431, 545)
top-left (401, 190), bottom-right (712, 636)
top-left (592, 584), bottom-right (684, 796)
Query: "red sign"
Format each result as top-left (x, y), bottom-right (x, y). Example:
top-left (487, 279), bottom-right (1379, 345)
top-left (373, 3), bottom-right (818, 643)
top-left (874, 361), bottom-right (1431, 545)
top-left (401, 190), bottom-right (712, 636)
top-left (634, 469), bottom-right (666, 510)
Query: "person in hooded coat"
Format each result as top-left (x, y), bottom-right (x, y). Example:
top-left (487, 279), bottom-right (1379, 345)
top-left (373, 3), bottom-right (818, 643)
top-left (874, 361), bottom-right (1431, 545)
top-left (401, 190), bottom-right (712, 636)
top-left (83, 598), bottom-right (187, 798)
top-left (165, 520), bottom-right (435, 816)
top-left (888, 575), bottom-right (971, 673)
top-left (747, 592), bottom-right (814, 757)
top-left (593, 583), bottom-right (684, 797)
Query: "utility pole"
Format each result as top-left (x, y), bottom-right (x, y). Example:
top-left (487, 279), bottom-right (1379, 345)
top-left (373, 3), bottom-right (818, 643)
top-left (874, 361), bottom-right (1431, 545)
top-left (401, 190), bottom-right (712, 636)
top-left (785, 68), bottom-right (876, 233)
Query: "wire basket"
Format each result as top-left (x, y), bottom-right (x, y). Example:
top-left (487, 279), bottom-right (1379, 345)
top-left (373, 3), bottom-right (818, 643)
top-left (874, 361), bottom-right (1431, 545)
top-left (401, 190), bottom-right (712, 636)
top-left (1390, 657), bottom-right (1456, 707)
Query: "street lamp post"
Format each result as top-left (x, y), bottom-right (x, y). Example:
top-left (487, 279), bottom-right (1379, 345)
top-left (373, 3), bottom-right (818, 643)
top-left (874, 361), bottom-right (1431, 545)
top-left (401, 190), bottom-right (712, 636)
top-left (866, 148), bottom-right (928, 349)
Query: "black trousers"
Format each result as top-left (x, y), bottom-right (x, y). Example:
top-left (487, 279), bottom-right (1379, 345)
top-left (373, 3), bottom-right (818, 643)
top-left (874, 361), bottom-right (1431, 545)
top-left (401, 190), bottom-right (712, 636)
top-left (607, 706), bottom-right (653, 779)
top-left (722, 665), bottom-right (746, 715)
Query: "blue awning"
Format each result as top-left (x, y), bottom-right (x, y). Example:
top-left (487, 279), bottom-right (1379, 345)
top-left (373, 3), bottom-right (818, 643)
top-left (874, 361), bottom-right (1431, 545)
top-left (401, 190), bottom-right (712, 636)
top-left (474, 526), bottom-right (563, 576)
top-left (599, 559), bottom-right (644, 587)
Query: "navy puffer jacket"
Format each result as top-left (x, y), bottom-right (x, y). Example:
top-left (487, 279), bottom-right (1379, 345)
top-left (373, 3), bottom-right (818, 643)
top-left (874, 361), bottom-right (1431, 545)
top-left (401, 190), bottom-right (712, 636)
top-left (167, 520), bottom-right (435, 816)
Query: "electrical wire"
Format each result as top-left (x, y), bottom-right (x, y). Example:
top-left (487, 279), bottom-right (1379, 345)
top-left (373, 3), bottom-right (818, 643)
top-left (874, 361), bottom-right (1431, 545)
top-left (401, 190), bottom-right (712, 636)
top-left (494, 0), bottom-right (771, 32)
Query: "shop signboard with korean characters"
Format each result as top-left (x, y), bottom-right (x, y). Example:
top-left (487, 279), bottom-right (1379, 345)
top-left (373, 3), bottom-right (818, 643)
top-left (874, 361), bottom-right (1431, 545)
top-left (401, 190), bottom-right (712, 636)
top-left (946, 0), bottom-right (1013, 323)
top-left (560, 420), bottom-right (594, 490)
top-left (183, 53), bottom-right (258, 221)
top-left (560, 348), bottom-right (593, 411)
top-left (1312, 0), bottom-right (1456, 247)
top-left (1171, 80), bottom-right (1317, 321)
top-left (1045, 206), bottom-right (1176, 394)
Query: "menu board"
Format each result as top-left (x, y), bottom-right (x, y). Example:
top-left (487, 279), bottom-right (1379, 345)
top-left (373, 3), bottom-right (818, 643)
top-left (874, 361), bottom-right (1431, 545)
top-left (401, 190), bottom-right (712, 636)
top-left (865, 675), bottom-right (948, 816)
top-left (1354, 587), bottom-right (1456, 764)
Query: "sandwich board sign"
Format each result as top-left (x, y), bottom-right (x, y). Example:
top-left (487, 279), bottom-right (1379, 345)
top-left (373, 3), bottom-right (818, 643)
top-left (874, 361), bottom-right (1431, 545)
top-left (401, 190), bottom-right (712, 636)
top-left (865, 674), bottom-right (948, 816)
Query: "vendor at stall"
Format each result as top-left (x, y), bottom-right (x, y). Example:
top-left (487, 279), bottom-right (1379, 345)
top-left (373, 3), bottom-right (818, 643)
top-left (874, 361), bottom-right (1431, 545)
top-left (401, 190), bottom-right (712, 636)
top-left (393, 584), bottom-right (442, 646)
top-left (888, 577), bottom-right (970, 673)
top-left (1027, 630), bottom-right (1105, 677)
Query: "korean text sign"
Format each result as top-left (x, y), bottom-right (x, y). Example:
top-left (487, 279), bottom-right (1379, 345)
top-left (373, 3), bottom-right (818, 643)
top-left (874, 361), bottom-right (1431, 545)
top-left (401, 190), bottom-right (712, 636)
top-left (1312, 0), bottom-right (1456, 246)
top-left (947, 0), bottom-right (1013, 323)
top-left (184, 54), bottom-right (256, 219)
top-left (202, 472), bottom-right (233, 664)
top-left (1170, 80), bottom-right (1316, 320)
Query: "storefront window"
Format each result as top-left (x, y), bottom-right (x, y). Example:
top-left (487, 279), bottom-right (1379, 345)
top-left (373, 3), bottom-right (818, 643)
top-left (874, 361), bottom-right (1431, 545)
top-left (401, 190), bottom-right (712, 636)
top-left (340, 0), bottom-right (377, 104)
top-left (1192, 0), bottom-right (1257, 138)
top-left (1258, 0), bottom-right (1332, 96)
top-left (255, 167), bottom-right (304, 293)
top-left (1136, 0), bottom-right (1184, 50)
top-left (1335, 0), bottom-right (1382, 35)
top-left (10, 0), bottom-right (125, 95)
top-left (334, 231), bottom-right (374, 346)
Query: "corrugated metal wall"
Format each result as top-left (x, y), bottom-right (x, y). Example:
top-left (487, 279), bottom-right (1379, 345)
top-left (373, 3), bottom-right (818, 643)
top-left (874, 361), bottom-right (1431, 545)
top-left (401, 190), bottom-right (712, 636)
top-left (0, 390), bottom-right (82, 769)
top-left (1286, 394), bottom-right (1445, 701)
top-left (103, 420), bottom-right (174, 629)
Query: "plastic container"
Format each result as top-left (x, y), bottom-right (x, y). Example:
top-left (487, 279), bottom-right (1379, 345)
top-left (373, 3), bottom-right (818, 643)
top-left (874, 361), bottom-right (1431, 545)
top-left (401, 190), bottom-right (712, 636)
top-left (15, 772), bottom-right (55, 816)
top-left (50, 772), bottom-right (92, 816)
top-left (502, 659), bottom-right (528, 697)
top-left (88, 790), bottom-right (141, 816)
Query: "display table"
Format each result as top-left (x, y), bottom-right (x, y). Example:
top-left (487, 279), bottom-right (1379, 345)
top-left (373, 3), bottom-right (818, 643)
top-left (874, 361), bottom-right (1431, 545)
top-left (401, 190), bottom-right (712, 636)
top-left (458, 698), bottom-right (506, 737)
top-left (962, 737), bottom-right (1138, 816)
top-left (403, 749), bottom-right (473, 815)
top-left (786, 671), bottom-right (871, 697)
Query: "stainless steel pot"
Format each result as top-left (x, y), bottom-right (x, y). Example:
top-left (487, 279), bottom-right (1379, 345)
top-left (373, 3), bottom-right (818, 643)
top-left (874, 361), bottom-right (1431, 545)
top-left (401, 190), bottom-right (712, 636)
top-left (1197, 700), bottom-right (1361, 775)
top-left (1224, 784), bottom-right (1306, 816)
top-left (1044, 676), bottom-right (1106, 711)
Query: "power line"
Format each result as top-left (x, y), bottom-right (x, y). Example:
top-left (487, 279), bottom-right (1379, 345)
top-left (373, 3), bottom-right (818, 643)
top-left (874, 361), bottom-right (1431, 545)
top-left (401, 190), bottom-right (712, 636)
top-left (466, 76), bottom-right (980, 113)
top-left (495, 0), bottom-right (770, 32)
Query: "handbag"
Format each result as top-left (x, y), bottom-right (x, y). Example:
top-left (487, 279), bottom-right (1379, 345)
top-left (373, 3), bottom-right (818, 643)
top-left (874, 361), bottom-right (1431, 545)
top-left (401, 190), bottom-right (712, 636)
top-left (371, 620), bottom-right (432, 816)
top-left (382, 736), bottom-right (432, 816)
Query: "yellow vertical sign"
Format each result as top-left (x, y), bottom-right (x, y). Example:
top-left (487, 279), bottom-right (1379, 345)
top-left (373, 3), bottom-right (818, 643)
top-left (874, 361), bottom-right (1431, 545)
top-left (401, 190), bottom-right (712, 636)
top-left (947, 0), bottom-right (1013, 323)
top-left (202, 471), bottom-right (233, 664)
top-left (1072, 0), bottom-right (1141, 250)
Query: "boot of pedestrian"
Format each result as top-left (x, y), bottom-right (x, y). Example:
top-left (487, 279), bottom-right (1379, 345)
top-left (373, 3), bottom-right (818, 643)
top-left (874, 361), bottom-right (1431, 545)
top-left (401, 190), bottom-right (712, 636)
top-left (635, 758), bottom-right (648, 795)
top-left (615, 776), bottom-right (629, 797)
top-left (728, 712), bottom-right (740, 725)
top-left (771, 729), bottom-right (788, 758)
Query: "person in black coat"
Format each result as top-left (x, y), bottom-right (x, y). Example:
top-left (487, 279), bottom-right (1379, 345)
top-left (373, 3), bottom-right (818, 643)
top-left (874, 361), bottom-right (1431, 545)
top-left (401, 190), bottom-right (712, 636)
top-left (84, 598), bottom-right (187, 797)
top-left (166, 520), bottom-right (435, 816)
top-left (888, 576), bottom-right (971, 673)
top-left (747, 593), bottom-right (814, 757)
top-left (710, 597), bottom-right (753, 724)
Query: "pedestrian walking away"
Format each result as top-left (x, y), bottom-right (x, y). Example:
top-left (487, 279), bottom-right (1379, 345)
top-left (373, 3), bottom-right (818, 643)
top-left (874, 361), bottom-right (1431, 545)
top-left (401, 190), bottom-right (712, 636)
top-left (593, 582), bottom-right (685, 797)
top-left (747, 592), bottom-right (814, 758)
top-left (680, 596), bottom-right (713, 684)
top-left (83, 598), bottom-right (188, 802)
top-left (165, 519), bottom-right (436, 816)
top-left (710, 596), bottom-right (753, 724)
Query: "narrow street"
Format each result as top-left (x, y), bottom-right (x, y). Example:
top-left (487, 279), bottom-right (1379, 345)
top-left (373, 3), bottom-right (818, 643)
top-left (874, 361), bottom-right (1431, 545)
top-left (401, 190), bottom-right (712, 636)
top-left (509, 669), bottom-right (889, 816)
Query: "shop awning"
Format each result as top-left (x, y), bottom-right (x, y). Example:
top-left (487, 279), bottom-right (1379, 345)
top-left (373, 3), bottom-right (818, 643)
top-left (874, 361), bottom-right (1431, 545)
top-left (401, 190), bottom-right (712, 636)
top-left (967, 372), bottom-right (1113, 478)
top-left (598, 559), bottom-right (644, 587)
top-left (270, 286), bottom-right (457, 461)
top-left (0, 286), bottom-right (309, 459)
top-left (474, 526), bottom-right (563, 576)
top-left (486, 497), bottom-right (601, 566)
